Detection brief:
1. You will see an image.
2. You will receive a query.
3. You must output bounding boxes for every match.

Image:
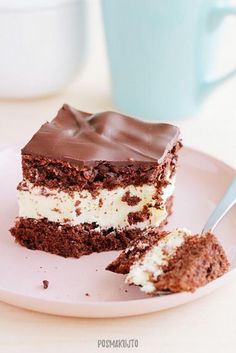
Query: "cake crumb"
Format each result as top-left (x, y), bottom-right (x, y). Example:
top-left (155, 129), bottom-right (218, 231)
top-left (51, 207), bottom-right (61, 213)
top-left (42, 280), bottom-right (49, 289)
top-left (74, 200), bottom-right (81, 207)
top-left (76, 208), bottom-right (81, 216)
top-left (128, 205), bottom-right (150, 225)
top-left (121, 191), bottom-right (141, 206)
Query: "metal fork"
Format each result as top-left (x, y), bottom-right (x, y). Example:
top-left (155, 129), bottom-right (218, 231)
top-left (202, 176), bottom-right (236, 234)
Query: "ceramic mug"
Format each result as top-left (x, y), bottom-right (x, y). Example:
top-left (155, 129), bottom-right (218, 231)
top-left (102, 0), bottom-right (236, 121)
top-left (0, 0), bottom-right (87, 98)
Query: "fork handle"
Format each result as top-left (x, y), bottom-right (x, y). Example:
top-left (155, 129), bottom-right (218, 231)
top-left (202, 176), bottom-right (236, 234)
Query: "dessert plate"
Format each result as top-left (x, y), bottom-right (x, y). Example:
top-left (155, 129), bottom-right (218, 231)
top-left (0, 145), bottom-right (235, 318)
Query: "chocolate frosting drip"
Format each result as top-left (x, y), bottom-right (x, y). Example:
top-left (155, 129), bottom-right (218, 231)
top-left (22, 104), bottom-right (180, 166)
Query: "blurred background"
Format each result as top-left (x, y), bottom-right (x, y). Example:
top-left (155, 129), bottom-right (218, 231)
top-left (0, 0), bottom-right (236, 166)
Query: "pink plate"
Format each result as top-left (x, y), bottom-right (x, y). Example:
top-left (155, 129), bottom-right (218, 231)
top-left (0, 145), bottom-right (235, 318)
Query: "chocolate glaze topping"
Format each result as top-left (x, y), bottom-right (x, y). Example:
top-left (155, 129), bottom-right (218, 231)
top-left (22, 104), bottom-right (180, 166)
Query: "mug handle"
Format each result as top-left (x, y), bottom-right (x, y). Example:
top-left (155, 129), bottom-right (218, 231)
top-left (200, 2), bottom-right (236, 94)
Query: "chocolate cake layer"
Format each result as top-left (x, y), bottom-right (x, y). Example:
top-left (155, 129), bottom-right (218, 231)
top-left (10, 197), bottom-right (173, 258)
top-left (151, 233), bottom-right (229, 293)
top-left (22, 104), bottom-right (180, 166)
top-left (107, 230), bottom-right (229, 293)
top-left (22, 140), bottom-right (181, 192)
top-left (21, 104), bottom-right (181, 191)
top-left (106, 230), bottom-right (167, 274)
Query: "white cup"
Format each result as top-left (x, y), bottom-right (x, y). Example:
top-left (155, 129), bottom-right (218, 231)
top-left (0, 0), bottom-right (87, 98)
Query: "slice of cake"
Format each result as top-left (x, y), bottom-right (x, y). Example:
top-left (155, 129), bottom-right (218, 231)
top-left (106, 229), bottom-right (229, 293)
top-left (10, 104), bottom-right (181, 258)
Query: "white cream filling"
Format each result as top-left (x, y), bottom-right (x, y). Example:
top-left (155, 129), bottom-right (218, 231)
top-left (125, 228), bottom-right (191, 293)
top-left (18, 176), bottom-right (175, 230)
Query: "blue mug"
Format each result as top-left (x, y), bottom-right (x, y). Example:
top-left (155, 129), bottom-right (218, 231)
top-left (102, 0), bottom-right (236, 121)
